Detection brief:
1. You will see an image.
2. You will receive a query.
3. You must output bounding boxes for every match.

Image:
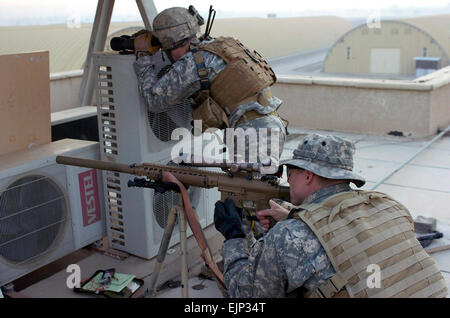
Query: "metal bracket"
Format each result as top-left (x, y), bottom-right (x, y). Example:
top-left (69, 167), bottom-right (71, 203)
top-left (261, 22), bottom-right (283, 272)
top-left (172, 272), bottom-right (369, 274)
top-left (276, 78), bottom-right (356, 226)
top-left (78, 0), bottom-right (158, 107)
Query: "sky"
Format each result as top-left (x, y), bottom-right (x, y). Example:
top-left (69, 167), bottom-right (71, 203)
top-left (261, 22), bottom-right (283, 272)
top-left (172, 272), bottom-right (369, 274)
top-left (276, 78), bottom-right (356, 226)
top-left (1, 0), bottom-right (450, 26)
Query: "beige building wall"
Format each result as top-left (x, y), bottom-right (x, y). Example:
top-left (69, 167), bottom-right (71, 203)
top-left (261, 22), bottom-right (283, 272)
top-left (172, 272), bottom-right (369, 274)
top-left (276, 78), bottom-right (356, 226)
top-left (272, 66), bottom-right (450, 137)
top-left (324, 21), bottom-right (450, 76)
top-left (430, 80), bottom-right (450, 133)
top-left (50, 70), bottom-right (83, 112)
top-left (48, 66), bottom-right (450, 138)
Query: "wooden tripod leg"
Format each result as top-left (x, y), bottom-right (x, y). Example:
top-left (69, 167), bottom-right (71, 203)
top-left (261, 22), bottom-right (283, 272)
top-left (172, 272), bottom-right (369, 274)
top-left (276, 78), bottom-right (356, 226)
top-left (177, 205), bottom-right (189, 298)
top-left (146, 205), bottom-right (178, 297)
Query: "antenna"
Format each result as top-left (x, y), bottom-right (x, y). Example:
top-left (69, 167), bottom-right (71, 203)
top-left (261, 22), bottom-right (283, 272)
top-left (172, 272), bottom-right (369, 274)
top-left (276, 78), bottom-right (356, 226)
top-left (203, 5), bottom-right (216, 40)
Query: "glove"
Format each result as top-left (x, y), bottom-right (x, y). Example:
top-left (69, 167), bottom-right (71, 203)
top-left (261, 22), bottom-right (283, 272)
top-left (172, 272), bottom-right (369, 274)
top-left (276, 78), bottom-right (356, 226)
top-left (133, 30), bottom-right (161, 54)
top-left (214, 198), bottom-right (245, 241)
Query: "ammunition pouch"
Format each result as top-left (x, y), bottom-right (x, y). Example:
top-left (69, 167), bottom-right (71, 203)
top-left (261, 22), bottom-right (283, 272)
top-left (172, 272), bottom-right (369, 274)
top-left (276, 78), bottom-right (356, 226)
top-left (192, 96), bottom-right (229, 135)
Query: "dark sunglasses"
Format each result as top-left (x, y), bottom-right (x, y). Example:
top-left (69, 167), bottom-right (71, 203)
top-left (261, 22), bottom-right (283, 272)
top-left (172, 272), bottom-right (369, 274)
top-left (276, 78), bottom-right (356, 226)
top-left (287, 167), bottom-right (304, 179)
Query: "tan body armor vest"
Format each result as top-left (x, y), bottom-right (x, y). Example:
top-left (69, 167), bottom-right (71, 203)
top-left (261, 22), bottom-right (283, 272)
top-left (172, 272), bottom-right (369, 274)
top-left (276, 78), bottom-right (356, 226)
top-left (190, 37), bottom-right (279, 132)
top-left (199, 37), bottom-right (276, 111)
top-left (292, 190), bottom-right (448, 298)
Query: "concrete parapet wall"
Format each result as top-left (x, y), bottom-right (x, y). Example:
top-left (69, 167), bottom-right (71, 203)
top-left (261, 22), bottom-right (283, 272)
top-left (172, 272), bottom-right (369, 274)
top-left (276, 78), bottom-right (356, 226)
top-left (50, 66), bottom-right (450, 137)
top-left (50, 70), bottom-right (84, 112)
top-left (274, 66), bottom-right (450, 137)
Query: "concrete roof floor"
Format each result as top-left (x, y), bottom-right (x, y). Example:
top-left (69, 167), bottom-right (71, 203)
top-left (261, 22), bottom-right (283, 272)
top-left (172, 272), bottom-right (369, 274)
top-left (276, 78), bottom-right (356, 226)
top-left (15, 128), bottom-right (450, 298)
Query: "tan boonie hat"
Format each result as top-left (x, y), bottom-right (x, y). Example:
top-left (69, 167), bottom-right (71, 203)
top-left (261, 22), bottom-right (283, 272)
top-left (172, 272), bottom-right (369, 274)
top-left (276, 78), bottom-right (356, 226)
top-left (152, 7), bottom-right (200, 50)
top-left (280, 133), bottom-right (366, 187)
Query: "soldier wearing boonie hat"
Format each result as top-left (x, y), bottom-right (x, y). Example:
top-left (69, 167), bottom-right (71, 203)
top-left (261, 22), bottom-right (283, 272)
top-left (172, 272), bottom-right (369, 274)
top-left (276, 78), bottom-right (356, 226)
top-left (215, 133), bottom-right (447, 298)
top-left (280, 133), bottom-right (365, 188)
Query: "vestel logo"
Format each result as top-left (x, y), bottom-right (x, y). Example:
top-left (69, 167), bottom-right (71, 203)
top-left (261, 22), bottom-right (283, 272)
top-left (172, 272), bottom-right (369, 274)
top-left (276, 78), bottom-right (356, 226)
top-left (78, 169), bottom-right (101, 227)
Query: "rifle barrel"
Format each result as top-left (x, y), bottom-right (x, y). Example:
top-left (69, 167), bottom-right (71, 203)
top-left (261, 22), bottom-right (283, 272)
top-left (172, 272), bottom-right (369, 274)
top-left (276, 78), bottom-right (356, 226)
top-left (56, 156), bottom-right (135, 175)
top-left (56, 155), bottom-right (290, 201)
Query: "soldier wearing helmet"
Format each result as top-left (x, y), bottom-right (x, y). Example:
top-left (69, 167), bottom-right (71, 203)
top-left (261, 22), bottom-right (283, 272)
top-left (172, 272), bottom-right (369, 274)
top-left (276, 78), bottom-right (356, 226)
top-left (133, 6), bottom-right (287, 176)
top-left (214, 133), bottom-right (448, 298)
top-left (151, 7), bottom-right (201, 59)
top-left (134, 6), bottom-right (288, 239)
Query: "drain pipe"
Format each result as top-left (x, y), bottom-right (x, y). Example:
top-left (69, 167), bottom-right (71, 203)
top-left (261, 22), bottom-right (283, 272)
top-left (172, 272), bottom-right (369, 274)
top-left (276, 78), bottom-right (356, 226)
top-left (370, 124), bottom-right (450, 190)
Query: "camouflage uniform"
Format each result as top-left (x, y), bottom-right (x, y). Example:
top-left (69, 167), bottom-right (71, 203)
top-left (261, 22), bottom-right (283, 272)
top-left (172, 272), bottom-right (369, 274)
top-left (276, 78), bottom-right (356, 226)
top-left (134, 42), bottom-right (226, 114)
top-left (222, 133), bottom-right (448, 298)
top-left (221, 133), bottom-right (365, 297)
top-left (133, 40), bottom-right (286, 167)
top-left (134, 6), bottom-right (286, 170)
top-left (223, 183), bottom-right (350, 297)
top-left (134, 37), bottom-right (286, 238)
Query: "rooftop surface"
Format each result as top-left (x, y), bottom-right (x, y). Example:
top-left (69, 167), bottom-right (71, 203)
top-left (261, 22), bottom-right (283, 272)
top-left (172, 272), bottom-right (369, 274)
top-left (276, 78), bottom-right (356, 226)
top-left (14, 128), bottom-right (450, 298)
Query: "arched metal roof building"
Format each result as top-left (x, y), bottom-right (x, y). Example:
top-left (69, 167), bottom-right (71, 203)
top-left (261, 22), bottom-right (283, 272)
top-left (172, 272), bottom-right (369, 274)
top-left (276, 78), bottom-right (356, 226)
top-left (323, 15), bottom-right (450, 77)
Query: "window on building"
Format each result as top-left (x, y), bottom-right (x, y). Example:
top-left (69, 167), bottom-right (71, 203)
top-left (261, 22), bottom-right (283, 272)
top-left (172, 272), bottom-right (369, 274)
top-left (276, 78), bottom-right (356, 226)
top-left (347, 47), bottom-right (351, 60)
top-left (423, 47), bottom-right (427, 57)
top-left (391, 28), bottom-right (399, 35)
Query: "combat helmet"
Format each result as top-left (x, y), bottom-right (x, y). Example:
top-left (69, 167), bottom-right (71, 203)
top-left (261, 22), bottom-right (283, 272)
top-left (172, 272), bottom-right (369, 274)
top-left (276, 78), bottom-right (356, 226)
top-left (153, 6), bottom-right (203, 50)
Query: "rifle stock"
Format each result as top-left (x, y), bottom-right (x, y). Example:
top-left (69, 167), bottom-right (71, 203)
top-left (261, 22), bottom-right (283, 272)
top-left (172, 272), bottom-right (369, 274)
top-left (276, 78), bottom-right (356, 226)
top-left (56, 155), bottom-right (290, 214)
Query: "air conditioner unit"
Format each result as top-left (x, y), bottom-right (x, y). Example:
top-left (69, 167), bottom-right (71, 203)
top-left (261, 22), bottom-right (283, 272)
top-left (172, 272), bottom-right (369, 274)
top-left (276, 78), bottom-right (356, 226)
top-left (93, 52), bottom-right (221, 259)
top-left (0, 139), bottom-right (105, 287)
top-left (414, 57), bottom-right (440, 77)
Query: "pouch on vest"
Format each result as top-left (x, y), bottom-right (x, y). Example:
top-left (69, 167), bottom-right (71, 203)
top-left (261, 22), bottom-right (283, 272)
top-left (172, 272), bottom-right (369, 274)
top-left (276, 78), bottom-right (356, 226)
top-left (192, 96), bottom-right (230, 135)
top-left (200, 37), bottom-right (276, 111)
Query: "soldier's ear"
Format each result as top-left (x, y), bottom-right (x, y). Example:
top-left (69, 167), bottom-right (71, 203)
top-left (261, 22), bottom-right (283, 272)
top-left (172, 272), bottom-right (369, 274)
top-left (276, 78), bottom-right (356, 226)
top-left (304, 171), bottom-right (314, 184)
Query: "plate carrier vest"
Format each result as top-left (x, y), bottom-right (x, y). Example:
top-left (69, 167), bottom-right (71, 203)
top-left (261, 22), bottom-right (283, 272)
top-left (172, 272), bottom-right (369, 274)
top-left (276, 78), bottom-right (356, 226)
top-left (190, 37), bottom-right (279, 130)
top-left (291, 190), bottom-right (448, 298)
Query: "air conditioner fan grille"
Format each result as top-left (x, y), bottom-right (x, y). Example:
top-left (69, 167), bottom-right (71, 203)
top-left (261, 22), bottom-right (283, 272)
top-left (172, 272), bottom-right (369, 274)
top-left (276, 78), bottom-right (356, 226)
top-left (0, 175), bottom-right (67, 265)
top-left (147, 100), bottom-right (192, 143)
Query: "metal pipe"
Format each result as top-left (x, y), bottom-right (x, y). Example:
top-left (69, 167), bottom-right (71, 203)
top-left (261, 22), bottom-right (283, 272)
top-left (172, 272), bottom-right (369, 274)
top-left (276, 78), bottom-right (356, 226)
top-left (371, 125), bottom-right (450, 190)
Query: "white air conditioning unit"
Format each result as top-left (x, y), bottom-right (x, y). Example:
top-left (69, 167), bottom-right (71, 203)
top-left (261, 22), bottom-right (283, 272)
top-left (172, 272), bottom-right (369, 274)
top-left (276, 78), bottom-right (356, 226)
top-left (0, 139), bottom-right (105, 287)
top-left (93, 52), bottom-right (221, 259)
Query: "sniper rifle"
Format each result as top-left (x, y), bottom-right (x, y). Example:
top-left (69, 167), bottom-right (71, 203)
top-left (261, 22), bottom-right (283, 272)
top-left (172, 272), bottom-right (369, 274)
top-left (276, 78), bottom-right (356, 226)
top-left (56, 155), bottom-right (290, 231)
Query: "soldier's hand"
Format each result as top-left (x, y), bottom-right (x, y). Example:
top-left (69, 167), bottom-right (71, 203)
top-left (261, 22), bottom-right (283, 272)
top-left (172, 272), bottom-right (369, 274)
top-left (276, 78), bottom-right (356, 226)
top-left (214, 198), bottom-right (245, 241)
top-left (134, 31), bottom-right (161, 54)
top-left (134, 34), bottom-right (149, 52)
top-left (256, 200), bottom-right (290, 229)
